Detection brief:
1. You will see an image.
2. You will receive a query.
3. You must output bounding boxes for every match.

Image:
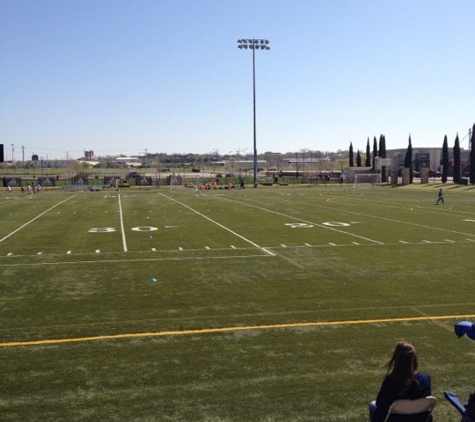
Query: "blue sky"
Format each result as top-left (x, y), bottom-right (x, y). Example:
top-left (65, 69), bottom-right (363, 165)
top-left (1, 0), bottom-right (474, 160)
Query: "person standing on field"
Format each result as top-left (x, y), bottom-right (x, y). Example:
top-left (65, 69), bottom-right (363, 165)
top-left (239, 175), bottom-right (245, 189)
top-left (436, 188), bottom-right (444, 204)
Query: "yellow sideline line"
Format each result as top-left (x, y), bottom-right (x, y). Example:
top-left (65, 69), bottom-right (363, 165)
top-left (1, 314), bottom-right (474, 348)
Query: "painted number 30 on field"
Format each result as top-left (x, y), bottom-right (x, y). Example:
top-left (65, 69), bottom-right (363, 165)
top-left (88, 226), bottom-right (158, 233)
top-left (285, 221), bottom-right (350, 228)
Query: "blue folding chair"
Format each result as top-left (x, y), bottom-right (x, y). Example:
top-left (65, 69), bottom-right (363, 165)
top-left (444, 391), bottom-right (475, 422)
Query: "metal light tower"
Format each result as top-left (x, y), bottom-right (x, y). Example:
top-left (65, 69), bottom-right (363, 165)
top-left (237, 39), bottom-right (270, 188)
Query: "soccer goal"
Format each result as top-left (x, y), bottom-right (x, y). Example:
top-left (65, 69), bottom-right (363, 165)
top-left (354, 173), bottom-right (381, 188)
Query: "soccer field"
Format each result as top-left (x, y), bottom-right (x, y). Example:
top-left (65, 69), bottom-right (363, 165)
top-left (1, 184), bottom-right (475, 421)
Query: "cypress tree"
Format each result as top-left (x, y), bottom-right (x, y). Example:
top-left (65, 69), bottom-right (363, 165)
top-left (372, 136), bottom-right (378, 172)
top-left (404, 135), bottom-right (413, 184)
top-left (442, 135), bottom-right (449, 183)
top-left (470, 124), bottom-right (475, 185)
top-left (357, 150), bottom-right (362, 167)
top-left (365, 138), bottom-right (371, 167)
top-left (453, 134), bottom-right (461, 184)
top-left (378, 135), bottom-right (384, 157)
top-left (349, 142), bottom-right (354, 167)
top-left (379, 135), bottom-right (387, 182)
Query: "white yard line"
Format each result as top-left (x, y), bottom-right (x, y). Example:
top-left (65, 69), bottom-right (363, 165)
top-left (1, 238), bottom-right (471, 265)
top-left (0, 253), bottom-right (272, 267)
top-left (160, 193), bottom-right (275, 256)
top-left (118, 193), bottom-right (128, 252)
top-left (292, 197), bottom-right (475, 239)
top-left (232, 193), bottom-right (475, 242)
top-left (221, 196), bottom-right (384, 245)
top-left (0, 195), bottom-right (76, 244)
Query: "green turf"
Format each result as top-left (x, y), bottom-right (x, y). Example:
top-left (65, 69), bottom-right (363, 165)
top-left (1, 184), bottom-right (475, 421)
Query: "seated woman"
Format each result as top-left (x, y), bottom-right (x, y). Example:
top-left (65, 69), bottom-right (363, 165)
top-left (369, 341), bottom-right (432, 422)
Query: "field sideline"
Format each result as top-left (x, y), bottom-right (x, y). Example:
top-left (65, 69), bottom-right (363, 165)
top-left (1, 184), bottom-right (475, 421)
top-left (2, 314), bottom-right (475, 349)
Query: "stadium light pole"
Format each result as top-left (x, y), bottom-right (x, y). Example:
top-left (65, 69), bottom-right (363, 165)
top-left (237, 39), bottom-right (270, 188)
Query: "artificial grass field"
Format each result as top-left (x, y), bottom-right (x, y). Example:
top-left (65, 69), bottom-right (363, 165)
top-left (1, 183), bottom-right (475, 421)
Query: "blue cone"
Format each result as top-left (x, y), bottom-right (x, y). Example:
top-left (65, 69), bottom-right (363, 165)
top-left (149, 277), bottom-right (157, 283)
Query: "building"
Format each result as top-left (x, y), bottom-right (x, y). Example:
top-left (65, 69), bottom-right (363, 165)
top-left (387, 147), bottom-right (470, 173)
top-left (84, 150), bottom-right (94, 160)
top-left (115, 156), bottom-right (142, 168)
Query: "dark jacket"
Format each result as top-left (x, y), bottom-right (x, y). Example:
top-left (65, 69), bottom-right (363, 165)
top-left (374, 372), bottom-right (432, 422)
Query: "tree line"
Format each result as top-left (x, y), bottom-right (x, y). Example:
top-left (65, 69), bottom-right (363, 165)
top-left (348, 123), bottom-right (475, 184)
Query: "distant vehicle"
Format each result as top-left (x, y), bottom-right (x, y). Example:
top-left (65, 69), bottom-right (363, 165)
top-left (412, 171), bottom-right (420, 177)
top-left (126, 171), bottom-right (140, 178)
top-left (225, 173), bottom-right (234, 177)
top-left (428, 170), bottom-right (441, 177)
top-left (216, 173), bottom-right (223, 178)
